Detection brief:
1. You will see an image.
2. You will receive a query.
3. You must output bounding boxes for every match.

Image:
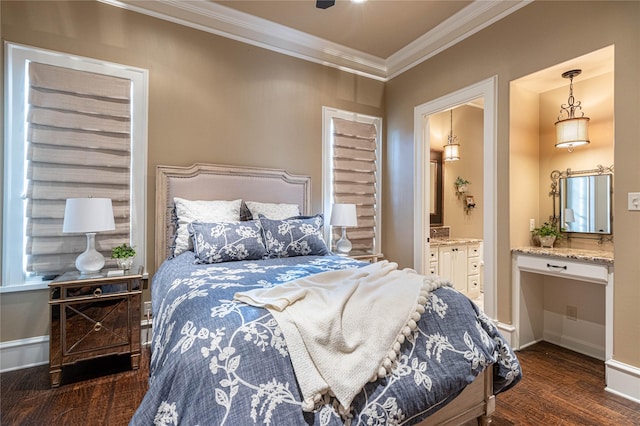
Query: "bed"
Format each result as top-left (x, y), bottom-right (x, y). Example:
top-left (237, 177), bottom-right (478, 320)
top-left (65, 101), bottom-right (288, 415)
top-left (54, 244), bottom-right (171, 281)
top-left (131, 163), bottom-right (521, 425)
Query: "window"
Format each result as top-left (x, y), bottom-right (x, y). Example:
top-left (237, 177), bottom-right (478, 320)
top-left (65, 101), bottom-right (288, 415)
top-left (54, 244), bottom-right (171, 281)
top-left (2, 43), bottom-right (148, 290)
top-left (322, 107), bottom-right (382, 255)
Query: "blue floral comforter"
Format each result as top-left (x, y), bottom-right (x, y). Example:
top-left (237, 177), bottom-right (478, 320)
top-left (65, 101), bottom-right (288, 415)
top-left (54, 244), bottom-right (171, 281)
top-left (131, 253), bottom-right (521, 425)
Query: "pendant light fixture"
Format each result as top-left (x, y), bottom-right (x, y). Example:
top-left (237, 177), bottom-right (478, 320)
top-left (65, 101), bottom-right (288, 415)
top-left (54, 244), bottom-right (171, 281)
top-left (555, 69), bottom-right (590, 152)
top-left (443, 109), bottom-right (460, 161)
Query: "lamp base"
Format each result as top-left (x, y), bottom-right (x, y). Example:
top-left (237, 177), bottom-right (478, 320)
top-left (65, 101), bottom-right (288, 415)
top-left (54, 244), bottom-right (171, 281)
top-left (335, 227), bottom-right (352, 256)
top-left (76, 233), bottom-right (105, 274)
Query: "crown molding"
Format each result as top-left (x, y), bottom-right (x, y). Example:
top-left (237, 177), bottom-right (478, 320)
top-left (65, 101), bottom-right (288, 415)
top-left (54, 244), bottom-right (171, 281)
top-left (386, 0), bottom-right (532, 80)
top-left (99, 0), bottom-right (530, 81)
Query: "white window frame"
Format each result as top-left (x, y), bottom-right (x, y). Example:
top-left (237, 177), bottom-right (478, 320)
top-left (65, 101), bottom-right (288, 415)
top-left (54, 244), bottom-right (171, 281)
top-left (322, 106), bottom-right (382, 254)
top-left (2, 42), bottom-right (148, 292)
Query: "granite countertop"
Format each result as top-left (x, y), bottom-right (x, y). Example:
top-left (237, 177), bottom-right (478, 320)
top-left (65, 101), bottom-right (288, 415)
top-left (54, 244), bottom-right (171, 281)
top-left (431, 238), bottom-right (483, 246)
top-left (512, 246), bottom-right (613, 265)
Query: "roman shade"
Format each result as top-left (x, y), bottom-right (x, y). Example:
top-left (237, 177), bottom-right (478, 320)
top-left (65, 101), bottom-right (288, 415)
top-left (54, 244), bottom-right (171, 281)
top-left (331, 117), bottom-right (378, 254)
top-left (26, 62), bottom-right (132, 274)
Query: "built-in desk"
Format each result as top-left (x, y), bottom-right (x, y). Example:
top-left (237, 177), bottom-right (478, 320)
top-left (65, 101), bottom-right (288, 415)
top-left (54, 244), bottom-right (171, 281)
top-left (512, 247), bottom-right (613, 361)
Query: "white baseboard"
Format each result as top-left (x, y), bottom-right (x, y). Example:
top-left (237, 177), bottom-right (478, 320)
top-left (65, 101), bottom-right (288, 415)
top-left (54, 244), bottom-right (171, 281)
top-left (496, 321), bottom-right (516, 347)
top-left (1, 317), bottom-right (153, 373)
top-left (543, 330), bottom-right (605, 361)
top-left (605, 359), bottom-right (640, 404)
top-left (0, 335), bottom-right (49, 373)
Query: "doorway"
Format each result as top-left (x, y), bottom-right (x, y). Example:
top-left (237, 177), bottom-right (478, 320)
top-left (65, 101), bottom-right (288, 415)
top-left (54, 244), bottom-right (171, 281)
top-left (413, 76), bottom-right (497, 320)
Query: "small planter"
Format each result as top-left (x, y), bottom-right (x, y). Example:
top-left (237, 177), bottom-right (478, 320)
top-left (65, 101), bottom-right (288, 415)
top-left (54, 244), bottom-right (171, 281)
top-left (116, 257), bottom-right (134, 271)
top-left (539, 236), bottom-right (556, 248)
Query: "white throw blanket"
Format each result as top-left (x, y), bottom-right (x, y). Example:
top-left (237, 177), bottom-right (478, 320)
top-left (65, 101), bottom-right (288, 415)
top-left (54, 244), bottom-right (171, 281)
top-left (234, 260), bottom-right (450, 414)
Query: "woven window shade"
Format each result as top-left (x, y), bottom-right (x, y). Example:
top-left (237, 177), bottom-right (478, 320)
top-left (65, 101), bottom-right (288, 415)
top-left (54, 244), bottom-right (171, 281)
top-left (26, 62), bottom-right (132, 274)
top-left (331, 118), bottom-right (378, 254)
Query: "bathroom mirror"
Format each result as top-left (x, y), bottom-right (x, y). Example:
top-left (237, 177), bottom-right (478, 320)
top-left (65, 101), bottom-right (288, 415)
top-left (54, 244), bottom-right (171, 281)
top-left (551, 165), bottom-right (613, 235)
top-left (430, 150), bottom-right (443, 225)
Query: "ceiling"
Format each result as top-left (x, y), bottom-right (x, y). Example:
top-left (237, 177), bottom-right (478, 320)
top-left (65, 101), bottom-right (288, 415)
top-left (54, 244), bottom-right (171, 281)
top-left (99, 0), bottom-right (531, 80)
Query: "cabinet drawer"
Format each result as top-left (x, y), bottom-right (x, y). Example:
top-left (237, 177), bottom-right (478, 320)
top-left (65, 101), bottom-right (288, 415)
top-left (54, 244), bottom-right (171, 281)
top-left (516, 254), bottom-right (609, 284)
top-left (51, 280), bottom-right (139, 302)
top-left (468, 257), bottom-right (481, 275)
top-left (429, 250), bottom-right (439, 262)
top-left (429, 261), bottom-right (438, 275)
top-left (468, 244), bottom-right (480, 258)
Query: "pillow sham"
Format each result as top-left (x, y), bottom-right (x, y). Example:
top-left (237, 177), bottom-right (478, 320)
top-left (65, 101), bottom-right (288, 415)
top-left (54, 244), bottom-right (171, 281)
top-left (189, 220), bottom-right (267, 264)
top-left (258, 214), bottom-right (330, 258)
top-left (173, 198), bottom-right (242, 257)
top-left (245, 201), bottom-right (300, 220)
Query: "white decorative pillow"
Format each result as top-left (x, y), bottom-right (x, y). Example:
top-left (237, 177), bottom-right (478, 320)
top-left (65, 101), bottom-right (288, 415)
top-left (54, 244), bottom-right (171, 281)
top-left (245, 201), bottom-right (300, 220)
top-left (172, 198), bottom-right (242, 256)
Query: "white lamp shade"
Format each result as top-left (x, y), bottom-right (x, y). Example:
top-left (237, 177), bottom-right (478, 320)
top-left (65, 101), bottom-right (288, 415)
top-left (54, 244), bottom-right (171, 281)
top-left (555, 117), bottom-right (590, 149)
top-left (443, 143), bottom-right (460, 161)
top-left (564, 208), bottom-right (575, 223)
top-left (330, 203), bottom-right (357, 227)
top-left (63, 198), bottom-right (115, 233)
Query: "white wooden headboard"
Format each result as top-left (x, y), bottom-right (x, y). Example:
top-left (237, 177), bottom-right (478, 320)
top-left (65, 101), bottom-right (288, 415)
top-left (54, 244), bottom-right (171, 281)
top-left (155, 163), bottom-right (311, 270)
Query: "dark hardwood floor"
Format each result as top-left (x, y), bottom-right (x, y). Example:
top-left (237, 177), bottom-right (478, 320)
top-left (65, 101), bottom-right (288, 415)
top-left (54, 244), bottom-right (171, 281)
top-left (1, 341), bottom-right (638, 425)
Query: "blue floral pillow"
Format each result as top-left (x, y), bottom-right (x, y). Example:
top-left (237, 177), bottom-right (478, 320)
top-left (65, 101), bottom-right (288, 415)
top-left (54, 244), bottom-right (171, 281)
top-left (258, 214), bottom-right (330, 258)
top-left (188, 220), bottom-right (267, 264)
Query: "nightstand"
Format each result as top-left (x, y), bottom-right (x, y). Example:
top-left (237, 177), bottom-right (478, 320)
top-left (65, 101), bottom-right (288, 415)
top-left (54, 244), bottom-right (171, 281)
top-left (48, 266), bottom-right (142, 387)
top-left (349, 253), bottom-right (383, 263)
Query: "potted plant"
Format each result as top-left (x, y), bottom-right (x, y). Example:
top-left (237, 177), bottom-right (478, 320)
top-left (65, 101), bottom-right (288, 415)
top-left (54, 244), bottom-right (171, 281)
top-left (531, 222), bottom-right (562, 248)
top-left (111, 243), bottom-right (136, 270)
top-left (454, 176), bottom-right (470, 193)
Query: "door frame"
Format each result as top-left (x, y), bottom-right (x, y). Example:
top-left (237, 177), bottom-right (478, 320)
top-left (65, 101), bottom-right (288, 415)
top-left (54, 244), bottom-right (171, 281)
top-left (413, 76), bottom-right (498, 320)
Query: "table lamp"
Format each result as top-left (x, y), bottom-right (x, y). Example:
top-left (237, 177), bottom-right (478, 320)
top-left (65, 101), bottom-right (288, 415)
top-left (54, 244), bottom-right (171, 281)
top-left (330, 203), bottom-right (357, 255)
top-left (63, 198), bottom-right (115, 274)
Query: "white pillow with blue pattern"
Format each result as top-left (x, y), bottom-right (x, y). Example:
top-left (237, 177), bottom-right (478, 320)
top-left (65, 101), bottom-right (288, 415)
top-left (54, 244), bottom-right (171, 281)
top-left (189, 220), bottom-right (267, 264)
top-left (258, 214), bottom-right (330, 258)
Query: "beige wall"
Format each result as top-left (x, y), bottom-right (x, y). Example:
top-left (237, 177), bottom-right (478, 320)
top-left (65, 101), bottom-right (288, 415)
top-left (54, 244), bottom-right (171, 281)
top-left (538, 73), bottom-right (615, 251)
top-left (430, 106), bottom-right (484, 238)
top-left (0, 1), bottom-right (384, 342)
top-left (1, 1), bottom-right (639, 371)
top-left (384, 1), bottom-right (639, 367)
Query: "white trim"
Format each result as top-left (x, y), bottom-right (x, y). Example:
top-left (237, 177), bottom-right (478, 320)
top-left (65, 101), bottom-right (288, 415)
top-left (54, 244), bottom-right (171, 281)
top-left (605, 359), bottom-right (640, 404)
top-left (0, 336), bottom-right (49, 373)
top-left (97, 0), bottom-right (529, 81)
top-left (2, 42), bottom-right (149, 289)
top-left (496, 322), bottom-right (517, 348)
top-left (413, 76), bottom-right (498, 321)
top-left (322, 107), bottom-right (383, 254)
top-left (386, 1), bottom-right (532, 80)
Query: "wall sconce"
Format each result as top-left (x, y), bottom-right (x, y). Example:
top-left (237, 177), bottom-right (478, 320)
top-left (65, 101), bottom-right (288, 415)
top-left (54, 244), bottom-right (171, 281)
top-left (555, 69), bottom-right (590, 152)
top-left (465, 195), bottom-right (476, 210)
top-left (330, 203), bottom-right (358, 255)
top-left (443, 109), bottom-right (460, 161)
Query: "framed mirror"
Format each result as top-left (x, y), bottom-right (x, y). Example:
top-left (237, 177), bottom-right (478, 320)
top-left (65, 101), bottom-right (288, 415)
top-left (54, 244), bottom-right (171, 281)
top-left (430, 150), bottom-right (443, 225)
top-left (550, 165), bottom-right (613, 235)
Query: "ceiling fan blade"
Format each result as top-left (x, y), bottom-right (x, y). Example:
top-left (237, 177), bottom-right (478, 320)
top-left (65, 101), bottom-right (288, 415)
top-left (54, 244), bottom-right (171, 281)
top-left (316, 0), bottom-right (335, 9)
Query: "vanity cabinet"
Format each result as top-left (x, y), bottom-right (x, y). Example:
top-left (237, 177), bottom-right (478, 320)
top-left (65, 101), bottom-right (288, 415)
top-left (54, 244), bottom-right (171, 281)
top-left (438, 244), bottom-right (468, 293)
top-left (434, 241), bottom-right (481, 298)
